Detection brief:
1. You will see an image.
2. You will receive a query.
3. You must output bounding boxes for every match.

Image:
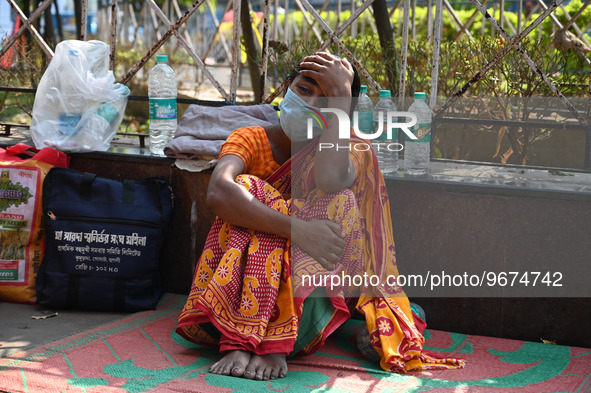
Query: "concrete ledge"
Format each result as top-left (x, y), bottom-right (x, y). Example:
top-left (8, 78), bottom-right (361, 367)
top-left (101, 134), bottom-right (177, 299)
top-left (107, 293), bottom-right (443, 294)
top-left (385, 170), bottom-right (591, 348)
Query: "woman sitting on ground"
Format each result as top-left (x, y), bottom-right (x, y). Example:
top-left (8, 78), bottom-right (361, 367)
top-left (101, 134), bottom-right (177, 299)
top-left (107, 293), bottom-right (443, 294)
top-left (176, 52), bottom-right (464, 380)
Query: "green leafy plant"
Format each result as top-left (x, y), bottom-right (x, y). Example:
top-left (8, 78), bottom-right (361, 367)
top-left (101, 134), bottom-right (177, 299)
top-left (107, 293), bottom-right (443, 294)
top-left (0, 46), bottom-right (45, 123)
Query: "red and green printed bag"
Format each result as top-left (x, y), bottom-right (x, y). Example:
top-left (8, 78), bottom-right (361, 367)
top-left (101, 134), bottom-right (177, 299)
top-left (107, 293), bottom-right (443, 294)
top-left (0, 143), bottom-right (69, 303)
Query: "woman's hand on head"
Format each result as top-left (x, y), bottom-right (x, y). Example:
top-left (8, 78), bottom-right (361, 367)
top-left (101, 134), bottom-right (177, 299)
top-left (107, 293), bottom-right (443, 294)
top-left (291, 217), bottom-right (346, 271)
top-left (298, 52), bottom-right (354, 98)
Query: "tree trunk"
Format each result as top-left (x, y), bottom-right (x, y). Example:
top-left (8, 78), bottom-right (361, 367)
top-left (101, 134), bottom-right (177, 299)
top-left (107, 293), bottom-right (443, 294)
top-left (73, 0), bottom-right (82, 40)
top-left (54, 0), bottom-right (64, 42)
top-left (240, 0), bottom-right (262, 102)
top-left (24, 0), bottom-right (33, 51)
top-left (372, 0), bottom-right (398, 93)
top-left (43, 5), bottom-right (56, 46)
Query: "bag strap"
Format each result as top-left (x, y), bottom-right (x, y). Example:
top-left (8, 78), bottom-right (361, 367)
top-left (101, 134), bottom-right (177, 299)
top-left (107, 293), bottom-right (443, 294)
top-left (79, 174), bottom-right (135, 204)
top-left (5, 143), bottom-right (38, 157)
top-left (79, 173), bottom-right (97, 201)
top-left (3, 143), bottom-right (70, 167)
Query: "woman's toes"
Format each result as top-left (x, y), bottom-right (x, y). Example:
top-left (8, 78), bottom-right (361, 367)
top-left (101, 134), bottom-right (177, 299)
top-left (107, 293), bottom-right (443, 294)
top-left (209, 350), bottom-right (251, 377)
top-left (279, 366), bottom-right (288, 378)
top-left (220, 363), bottom-right (233, 375)
top-left (243, 366), bottom-right (256, 379)
top-left (254, 366), bottom-right (265, 380)
top-left (262, 367), bottom-right (273, 380)
top-left (269, 368), bottom-right (280, 380)
top-left (209, 361), bottom-right (221, 374)
top-left (230, 365), bottom-right (245, 377)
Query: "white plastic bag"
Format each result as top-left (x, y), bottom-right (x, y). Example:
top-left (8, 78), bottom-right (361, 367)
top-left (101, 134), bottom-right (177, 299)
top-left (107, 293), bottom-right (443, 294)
top-left (30, 40), bottom-right (129, 152)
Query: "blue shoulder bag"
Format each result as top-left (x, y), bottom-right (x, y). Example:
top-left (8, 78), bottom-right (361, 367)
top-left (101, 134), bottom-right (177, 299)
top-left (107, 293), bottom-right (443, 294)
top-left (36, 167), bottom-right (173, 311)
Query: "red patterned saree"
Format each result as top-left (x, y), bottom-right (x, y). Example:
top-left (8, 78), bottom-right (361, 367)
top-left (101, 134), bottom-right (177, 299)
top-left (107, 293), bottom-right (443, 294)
top-left (176, 130), bottom-right (464, 372)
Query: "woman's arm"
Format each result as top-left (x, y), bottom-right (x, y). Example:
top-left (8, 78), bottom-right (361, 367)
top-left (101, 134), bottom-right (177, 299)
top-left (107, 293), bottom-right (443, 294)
top-left (298, 53), bottom-right (356, 192)
top-left (207, 154), bottom-right (346, 268)
top-left (206, 154), bottom-right (292, 239)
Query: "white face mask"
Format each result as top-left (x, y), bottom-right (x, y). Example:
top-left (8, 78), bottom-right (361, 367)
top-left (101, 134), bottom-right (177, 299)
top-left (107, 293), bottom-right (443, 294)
top-left (279, 87), bottom-right (323, 142)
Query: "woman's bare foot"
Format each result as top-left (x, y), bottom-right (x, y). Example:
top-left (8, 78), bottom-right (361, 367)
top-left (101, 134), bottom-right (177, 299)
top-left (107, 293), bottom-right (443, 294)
top-left (209, 350), bottom-right (251, 377)
top-left (243, 353), bottom-right (288, 380)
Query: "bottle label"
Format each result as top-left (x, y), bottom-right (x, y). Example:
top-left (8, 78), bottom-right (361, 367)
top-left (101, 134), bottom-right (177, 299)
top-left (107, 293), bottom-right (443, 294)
top-left (357, 111), bottom-right (374, 133)
top-left (406, 122), bottom-right (431, 142)
top-left (149, 98), bottom-right (177, 120)
top-left (59, 113), bottom-right (81, 135)
top-left (96, 103), bottom-right (119, 125)
top-left (375, 114), bottom-right (399, 141)
top-left (375, 126), bottom-right (399, 141)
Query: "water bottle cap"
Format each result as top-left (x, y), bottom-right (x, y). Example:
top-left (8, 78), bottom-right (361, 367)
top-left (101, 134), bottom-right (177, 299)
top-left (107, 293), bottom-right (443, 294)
top-left (156, 55), bottom-right (168, 63)
top-left (96, 103), bottom-right (119, 125)
top-left (379, 90), bottom-right (391, 98)
top-left (119, 85), bottom-right (130, 96)
top-left (414, 92), bottom-right (427, 99)
top-left (360, 85), bottom-right (368, 94)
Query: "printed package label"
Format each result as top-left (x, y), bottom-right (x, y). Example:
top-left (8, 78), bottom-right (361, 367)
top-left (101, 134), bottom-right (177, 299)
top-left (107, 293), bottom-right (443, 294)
top-left (0, 166), bottom-right (41, 285)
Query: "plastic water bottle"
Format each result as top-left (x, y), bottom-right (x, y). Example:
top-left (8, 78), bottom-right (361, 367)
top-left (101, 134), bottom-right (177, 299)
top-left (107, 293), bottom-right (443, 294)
top-left (148, 55), bottom-right (177, 156)
top-left (372, 90), bottom-right (398, 174)
top-left (59, 48), bottom-right (86, 135)
top-left (69, 102), bottom-right (121, 150)
top-left (404, 92), bottom-right (432, 175)
top-left (354, 85), bottom-right (374, 134)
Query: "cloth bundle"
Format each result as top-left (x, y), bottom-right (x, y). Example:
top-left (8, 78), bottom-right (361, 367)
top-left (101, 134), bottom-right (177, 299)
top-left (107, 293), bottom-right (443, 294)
top-left (164, 103), bottom-right (279, 172)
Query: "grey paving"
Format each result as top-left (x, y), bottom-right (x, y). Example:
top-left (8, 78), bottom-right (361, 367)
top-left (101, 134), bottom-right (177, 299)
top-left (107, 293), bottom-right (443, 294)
top-left (0, 301), bottom-right (130, 358)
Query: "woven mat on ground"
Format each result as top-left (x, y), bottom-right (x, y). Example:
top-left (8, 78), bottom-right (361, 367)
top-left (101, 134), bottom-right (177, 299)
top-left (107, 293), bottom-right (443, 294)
top-left (1, 294), bottom-right (590, 393)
